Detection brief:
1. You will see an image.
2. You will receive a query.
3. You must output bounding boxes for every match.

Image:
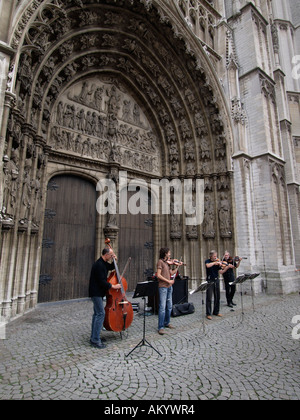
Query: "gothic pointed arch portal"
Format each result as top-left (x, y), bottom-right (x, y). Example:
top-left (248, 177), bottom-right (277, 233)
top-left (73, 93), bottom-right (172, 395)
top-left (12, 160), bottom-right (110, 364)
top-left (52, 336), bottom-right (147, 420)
top-left (1, 0), bottom-right (235, 312)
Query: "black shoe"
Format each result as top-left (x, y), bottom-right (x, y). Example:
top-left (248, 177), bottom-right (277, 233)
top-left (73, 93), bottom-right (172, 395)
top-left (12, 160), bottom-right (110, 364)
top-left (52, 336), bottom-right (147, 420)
top-left (100, 337), bottom-right (107, 342)
top-left (90, 340), bottom-right (107, 349)
top-left (231, 301), bottom-right (237, 306)
top-left (227, 303), bottom-right (233, 308)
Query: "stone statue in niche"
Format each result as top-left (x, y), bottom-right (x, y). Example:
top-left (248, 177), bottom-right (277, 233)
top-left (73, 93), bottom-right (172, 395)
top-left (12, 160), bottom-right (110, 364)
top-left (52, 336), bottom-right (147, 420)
top-left (201, 160), bottom-right (212, 175)
top-left (170, 193), bottom-right (182, 239)
top-left (19, 53), bottom-right (33, 95)
top-left (170, 209), bottom-right (182, 240)
top-left (12, 121), bottom-right (23, 147)
top-left (32, 168), bottom-right (43, 227)
top-left (170, 161), bottom-right (180, 176)
top-left (31, 108), bottom-right (38, 129)
top-left (187, 224), bottom-right (198, 240)
top-left (215, 134), bottom-right (226, 158)
top-left (217, 175), bottom-right (230, 191)
top-left (165, 123), bottom-right (176, 143)
top-left (185, 88), bottom-right (198, 111)
top-left (180, 117), bottom-right (192, 140)
top-left (203, 195), bottom-right (215, 238)
top-left (218, 192), bottom-right (232, 238)
top-left (19, 158), bottom-right (33, 224)
top-left (199, 136), bottom-right (211, 159)
top-left (186, 162), bottom-right (196, 176)
top-left (2, 149), bottom-right (20, 219)
top-left (215, 158), bottom-right (227, 173)
top-left (185, 139), bottom-right (195, 161)
top-left (170, 96), bottom-right (184, 118)
top-left (105, 169), bottom-right (119, 229)
top-left (169, 142), bottom-right (179, 163)
top-left (211, 112), bottom-right (223, 134)
top-left (194, 111), bottom-right (208, 137)
top-left (56, 101), bottom-right (64, 125)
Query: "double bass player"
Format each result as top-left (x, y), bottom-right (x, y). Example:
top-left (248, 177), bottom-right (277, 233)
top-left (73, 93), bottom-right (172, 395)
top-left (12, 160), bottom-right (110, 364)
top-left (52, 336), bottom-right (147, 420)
top-left (89, 248), bottom-right (121, 349)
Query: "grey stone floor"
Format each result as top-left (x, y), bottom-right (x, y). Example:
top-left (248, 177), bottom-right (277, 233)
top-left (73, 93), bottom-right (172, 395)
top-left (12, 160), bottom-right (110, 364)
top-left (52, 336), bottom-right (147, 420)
top-left (0, 290), bottom-right (299, 400)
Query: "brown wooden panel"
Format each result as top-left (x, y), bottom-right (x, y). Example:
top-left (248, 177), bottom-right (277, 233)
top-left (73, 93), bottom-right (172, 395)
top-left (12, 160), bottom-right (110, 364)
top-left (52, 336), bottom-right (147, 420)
top-left (118, 189), bottom-right (153, 291)
top-left (38, 175), bottom-right (96, 303)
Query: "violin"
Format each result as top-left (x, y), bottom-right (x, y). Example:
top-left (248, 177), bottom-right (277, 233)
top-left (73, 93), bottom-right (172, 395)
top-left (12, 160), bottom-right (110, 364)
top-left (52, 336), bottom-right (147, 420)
top-left (103, 238), bottom-right (134, 333)
top-left (228, 256), bottom-right (247, 263)
top-left (214, 258), bottom-right (230, 269)
top-left (167, 258), bottom-right (186, 266)
top-left (222, 255), bottom-right (247, 268)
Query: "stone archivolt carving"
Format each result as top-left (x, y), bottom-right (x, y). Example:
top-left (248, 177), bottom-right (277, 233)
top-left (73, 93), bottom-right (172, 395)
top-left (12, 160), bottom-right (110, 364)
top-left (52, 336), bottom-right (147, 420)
top-left (50, 77), bottom-right (160, 174)
top-left (14, 3), bottom-right (229, 180)
top-left (11, 0), bottom-right (233, 239)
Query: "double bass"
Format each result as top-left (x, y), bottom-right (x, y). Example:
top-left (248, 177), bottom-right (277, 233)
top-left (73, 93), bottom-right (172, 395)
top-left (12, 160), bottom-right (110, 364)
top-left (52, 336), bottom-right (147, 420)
top-left (103, 238), bottom-right (134, 332)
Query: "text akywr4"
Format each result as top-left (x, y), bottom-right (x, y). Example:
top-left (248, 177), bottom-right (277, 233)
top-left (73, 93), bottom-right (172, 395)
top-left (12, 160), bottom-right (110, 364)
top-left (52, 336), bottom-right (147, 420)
top-left (104, 404), bottom-right (195, 417)
top-left (147, 405), bottom-right (195, 415)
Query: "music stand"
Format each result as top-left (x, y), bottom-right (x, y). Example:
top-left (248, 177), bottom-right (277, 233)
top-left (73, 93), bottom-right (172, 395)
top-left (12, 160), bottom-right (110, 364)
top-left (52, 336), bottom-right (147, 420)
top-left (125, 281), bottom-right (162, 358)
top-left (230, 274), bottom-right (250, 322)
top-left (190, 281), bottom-right (213, 334)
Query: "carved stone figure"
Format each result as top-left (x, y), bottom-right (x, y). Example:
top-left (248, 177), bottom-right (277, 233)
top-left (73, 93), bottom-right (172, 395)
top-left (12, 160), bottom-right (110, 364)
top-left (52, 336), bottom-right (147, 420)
top-left (32, 168), bottom-right (43, 227)
top-left (20, 159), bottom-right (33, 223)
top-left (218, 192), bottom-right (232, 237)
top-left (2, 149), bottom-right (20, 218)
top-left (203, 196), bottom-right (215, 238)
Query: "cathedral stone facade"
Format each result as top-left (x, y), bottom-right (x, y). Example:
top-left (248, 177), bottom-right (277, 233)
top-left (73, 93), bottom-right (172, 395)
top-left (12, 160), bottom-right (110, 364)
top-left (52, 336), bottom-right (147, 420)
top-left (0, 0), bottom-right (299, 321)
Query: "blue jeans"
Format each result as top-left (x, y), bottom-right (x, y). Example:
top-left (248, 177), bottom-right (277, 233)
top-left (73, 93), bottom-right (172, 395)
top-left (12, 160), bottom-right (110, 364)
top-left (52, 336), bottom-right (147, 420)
top-left (158, 286), bottom-right (173, 330)
top-left (90, 296), bottom-right (105, 344)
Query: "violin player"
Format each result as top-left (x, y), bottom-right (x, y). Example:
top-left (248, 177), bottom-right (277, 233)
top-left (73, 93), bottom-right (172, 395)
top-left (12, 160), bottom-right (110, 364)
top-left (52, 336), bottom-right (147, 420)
top-left (205, 250), bottom-right (223, 320)
top-left (222, 251), bottom-right (242, 308)
top-left (156, 247), bottom-right (183, 335)
top-left (89, 248), bottom-right (121, 349)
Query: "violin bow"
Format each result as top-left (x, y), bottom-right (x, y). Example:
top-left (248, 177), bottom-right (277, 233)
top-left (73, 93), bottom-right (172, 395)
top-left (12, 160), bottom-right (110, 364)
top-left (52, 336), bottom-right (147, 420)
top-left (120, 257), bottom-right (132, 280)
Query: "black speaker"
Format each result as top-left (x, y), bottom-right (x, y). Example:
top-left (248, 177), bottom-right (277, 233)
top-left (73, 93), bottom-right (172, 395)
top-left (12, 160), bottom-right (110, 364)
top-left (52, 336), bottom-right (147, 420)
top-left (172, 275), bottom-right (189, 304)
top-left (147, 275), bottom-right (189, 313)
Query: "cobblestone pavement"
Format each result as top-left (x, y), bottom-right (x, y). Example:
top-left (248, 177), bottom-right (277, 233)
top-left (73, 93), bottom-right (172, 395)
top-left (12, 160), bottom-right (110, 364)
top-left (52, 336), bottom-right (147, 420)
top-left (0, 291), bottom-right (299, 401)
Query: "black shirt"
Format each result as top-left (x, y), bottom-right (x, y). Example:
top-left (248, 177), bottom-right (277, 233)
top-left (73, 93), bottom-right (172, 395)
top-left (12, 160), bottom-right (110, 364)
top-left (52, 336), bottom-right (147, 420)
top-left (222, 261), bottom-right (237, 282)
top-left (205, 259), bottom-right (222, 281)
top-left (89, 257), bottom-right (115, 297)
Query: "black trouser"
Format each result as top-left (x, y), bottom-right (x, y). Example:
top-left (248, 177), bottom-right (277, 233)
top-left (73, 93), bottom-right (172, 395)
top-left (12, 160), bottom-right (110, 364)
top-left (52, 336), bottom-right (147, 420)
top-left (206, 278), bottom-right (220, 316)
top-left (224, 279), bottom-right (236, 304)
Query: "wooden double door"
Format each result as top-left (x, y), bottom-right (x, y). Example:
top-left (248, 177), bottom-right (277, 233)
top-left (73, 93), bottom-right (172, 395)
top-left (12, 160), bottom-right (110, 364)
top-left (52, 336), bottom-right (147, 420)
top-left (38, 175), bottom-right (97, 303)
top-left (118, 189), bottom-right (154, 291)
top-left (39, 175), bottom-right (153, 303)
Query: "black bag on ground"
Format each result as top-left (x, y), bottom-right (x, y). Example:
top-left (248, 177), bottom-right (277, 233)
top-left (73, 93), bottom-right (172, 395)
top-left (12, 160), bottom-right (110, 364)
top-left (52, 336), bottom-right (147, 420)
top-left (171, 302), bottom-right (195, 317)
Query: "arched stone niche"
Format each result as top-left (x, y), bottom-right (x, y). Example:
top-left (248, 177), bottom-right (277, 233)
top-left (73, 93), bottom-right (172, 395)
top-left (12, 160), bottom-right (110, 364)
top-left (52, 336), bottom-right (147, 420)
top-left (0, 0), bottom-right (235, 317)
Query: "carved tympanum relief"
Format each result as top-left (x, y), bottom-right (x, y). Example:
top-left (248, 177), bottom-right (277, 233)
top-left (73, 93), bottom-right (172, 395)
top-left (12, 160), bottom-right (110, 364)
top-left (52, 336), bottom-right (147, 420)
top-left (50, 77), bottom-right (160, 174)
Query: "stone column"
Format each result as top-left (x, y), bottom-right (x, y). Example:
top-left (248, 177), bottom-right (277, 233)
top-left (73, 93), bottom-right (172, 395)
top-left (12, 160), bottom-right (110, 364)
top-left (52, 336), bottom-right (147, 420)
top-left (30, 144), bottom-right (51, 309)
